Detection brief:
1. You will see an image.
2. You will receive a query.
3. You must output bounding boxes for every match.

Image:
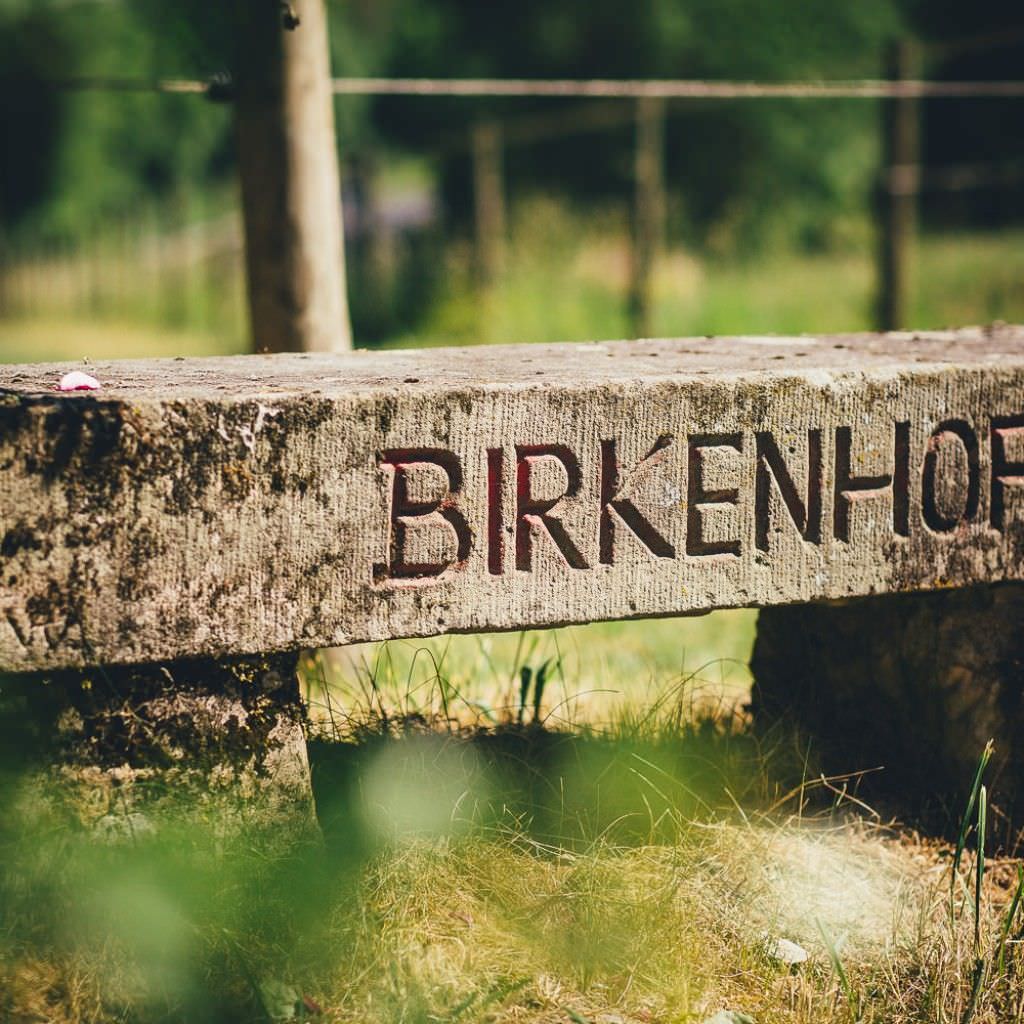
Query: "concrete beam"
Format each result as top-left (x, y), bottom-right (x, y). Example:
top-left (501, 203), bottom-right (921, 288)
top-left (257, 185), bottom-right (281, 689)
top-left (2, 326), bottom-right (1024, 672)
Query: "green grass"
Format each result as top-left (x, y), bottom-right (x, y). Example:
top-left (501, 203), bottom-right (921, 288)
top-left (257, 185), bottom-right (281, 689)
top-left (1, 699), bottom-right (1021, 1023)
top-left (1, 201), bottom-right (1021, 364)
top-left (2, 206), bottom-right (1023, 1022)
top-left (306, 613), bottom-right (757, 737)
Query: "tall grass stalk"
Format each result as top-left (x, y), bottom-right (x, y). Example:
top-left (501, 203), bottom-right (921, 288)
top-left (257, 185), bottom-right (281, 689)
top-left (817, 918), bottom-right (856, 1016)
top-left (950, 742), bottom-right (994, 930)
top-left (975, 785), bottom-right (987, 956)
top-left (996, 865), bottom-right (1024, 978)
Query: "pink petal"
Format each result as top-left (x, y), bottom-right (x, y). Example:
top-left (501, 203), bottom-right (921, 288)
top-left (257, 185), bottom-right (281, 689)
top-left (57, 370), bottom-right (101, 392)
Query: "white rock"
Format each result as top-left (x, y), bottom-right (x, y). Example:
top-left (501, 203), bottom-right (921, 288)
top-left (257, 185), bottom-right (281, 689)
top-left (766, 936), bottom-right (809, 965)
top-left (702, 1011), bottom-right (755, 1024)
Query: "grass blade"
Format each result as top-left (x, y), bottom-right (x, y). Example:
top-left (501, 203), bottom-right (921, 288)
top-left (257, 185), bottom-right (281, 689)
top-left (816, 918), bottom-right (855, 1014)
top-left (950, 741), bottom-right (994, 927)
top-left (974, 784), bottom-right (987, 955)
top-left (517, 665), bottom-right (531, 726)
top-left (533, 658), bottom-right (553, 724)
top-left (996, 864), bottom-right (1024, 977)
top-left (961, 957), bottom-right (985, 1024)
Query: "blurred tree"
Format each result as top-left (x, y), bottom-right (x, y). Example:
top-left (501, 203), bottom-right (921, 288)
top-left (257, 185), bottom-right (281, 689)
top-left (0, 5), bottom-right (69, 231)
top-left (0, 0), bottom-right (380, 240)
top-left (904, 0), bottom-right (1024, 228)
top-left (0, 1), bottom-right (234, 239)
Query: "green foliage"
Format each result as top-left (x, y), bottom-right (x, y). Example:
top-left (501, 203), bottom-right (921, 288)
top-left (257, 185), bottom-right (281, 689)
top-left (374, 0), bottom-right (905, 250)
top-left (0, 0), bottom-right (903, 253)
top-left (0, 2), bottom-right (230, 239)
top-left (0, 1), bottom-right (382, 240)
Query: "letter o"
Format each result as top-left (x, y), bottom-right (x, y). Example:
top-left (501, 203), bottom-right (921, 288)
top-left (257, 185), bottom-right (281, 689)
top-left (921, 420), bottom-right (980, 533)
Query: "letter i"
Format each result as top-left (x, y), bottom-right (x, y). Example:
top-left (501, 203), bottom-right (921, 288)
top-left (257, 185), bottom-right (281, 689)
top-left (487, 448), bottom-right (504, 575)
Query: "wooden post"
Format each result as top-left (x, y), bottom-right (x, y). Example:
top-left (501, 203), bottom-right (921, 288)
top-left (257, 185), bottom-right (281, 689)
top-left (471, 119), bottom-right (506, 288)
top-left (877, 40), bottom-right (919, 332)
top-left (629, 97), bottom-right (666, 339)
top-left (232, 0), bottom-right (352, 353)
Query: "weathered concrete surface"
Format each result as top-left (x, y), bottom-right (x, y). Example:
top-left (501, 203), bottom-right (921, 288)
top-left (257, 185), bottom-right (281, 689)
top-left (2, 325), bottom-right (1024, 672)
top-left (753, 583), bottom-right (1024, 818)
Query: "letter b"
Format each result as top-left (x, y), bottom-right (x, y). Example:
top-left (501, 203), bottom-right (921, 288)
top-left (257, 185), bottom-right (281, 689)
top-left (377, 448), bottom-right (472, 580)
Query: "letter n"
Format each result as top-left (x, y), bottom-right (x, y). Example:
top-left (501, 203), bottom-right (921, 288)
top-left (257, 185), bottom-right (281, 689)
top-left (754, 431), bottom-right (823, 551)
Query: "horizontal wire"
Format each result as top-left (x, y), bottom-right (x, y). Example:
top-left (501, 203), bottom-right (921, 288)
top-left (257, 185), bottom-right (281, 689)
top-left (329, 77), bottom-right (1024, 100)
top-left (35, 75), bottom-right (1024, 100)
top-left (48, 76), bottom-right (210, 94)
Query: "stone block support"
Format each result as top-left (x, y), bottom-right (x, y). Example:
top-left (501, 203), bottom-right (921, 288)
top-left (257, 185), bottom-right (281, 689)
top-left (2, 653), bottom-right (315, 836)
top-left (751, 583), bottom-right (1024, 819)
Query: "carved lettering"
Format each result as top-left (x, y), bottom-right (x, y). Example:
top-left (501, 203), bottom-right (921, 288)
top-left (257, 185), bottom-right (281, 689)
top-left (894, 420), bottom-right (911, 537)
top-left (374, 412), bottom-right (1024, 586)
top-left (487, 447), bottom-right (505, 575)
top-left (922, 420), bottom-right (980, 533)
top-left (377, 448), bottom-right (472, 580)
top-left (686, 434), bottom-right (743, 557)
top-left (833, 422), bottom-right (910, 543)
top-left (754, 430), bottom-right (823, 551)
top-left (515, 444), bottom-right (589, 571)
top-left (599, 436), bottom-right (675, 564)
top-left (991, 414), bottom-right (1024, 530)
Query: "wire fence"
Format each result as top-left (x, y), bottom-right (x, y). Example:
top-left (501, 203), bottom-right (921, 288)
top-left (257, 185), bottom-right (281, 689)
top-left (31, 74), bottom-right (1024, 101)
top-left (4, 66), bottom-right (1023, 343)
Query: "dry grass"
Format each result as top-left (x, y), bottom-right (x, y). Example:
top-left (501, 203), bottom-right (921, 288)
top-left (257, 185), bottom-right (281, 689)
top-left (316, 823), bottom-right (1020, 1024)
top-left (0, 609), bottom-right (1020, 1024)
top-left (2, 684), bottom-right (1023, 1024)
top-left (4, 809), bottom-right (1019, 1024)
top-left (4, 630), bottom-right (1023, 1023)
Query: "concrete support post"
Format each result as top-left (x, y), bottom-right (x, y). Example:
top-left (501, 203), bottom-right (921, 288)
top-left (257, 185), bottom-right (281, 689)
top-left (9, 653), bottom-right (317, 838)
top-left (751, 584), bottom-right (1024, 822)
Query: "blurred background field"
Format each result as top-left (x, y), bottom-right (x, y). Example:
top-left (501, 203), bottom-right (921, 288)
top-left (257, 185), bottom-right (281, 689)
top-left (3, 205), bottom-right (1021, 364)
top-left (1, 0), bottom-right (1023, 364)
